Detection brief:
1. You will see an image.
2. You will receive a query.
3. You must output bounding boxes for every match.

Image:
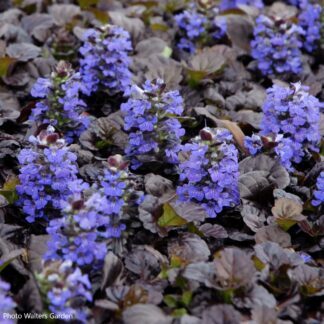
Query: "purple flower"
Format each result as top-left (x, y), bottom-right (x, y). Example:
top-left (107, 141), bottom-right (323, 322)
top-left (251, 15), bottom-right (304, 77)
top-left (45, 191), bottom-right (113, 267)
top-left (175, 4), bottom-right (227, 53)
top-left (31, 78), bottom-right (52, 98)
top-left (121, 79), bottom-right (185, 169)
top-left (177, 128), bottom-right (240, 218)
top-left (261, 82), bottom-right (321, 171)
top-left (79, 25), bottom-right (132, 95)
top-left (298, 2), bottom-right (322, 52)
top-left (244, 134), bottom-right (263, 156)
top-left (312, 172), bottom-right (324, 207)
top-left (219, 0), bottom-right (264, 10)
top-left (212, 16), bottom-right (227, 40)
top-left (16, 127), bottom-right (83, 223)
top-left (0, 279), bottom-right (16, 324)
top-left (37, 260), bottom-right (92, 323)
top-left (175, 7), bottom-right (207, 41)
top-left (29, 61), bottom-right (90, 144)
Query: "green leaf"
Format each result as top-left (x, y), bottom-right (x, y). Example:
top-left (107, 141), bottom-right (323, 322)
top-left (252, 256), bottom-right (266, 271)
top-left (78, 0), bottom-right (98, 9)
top-left (187, 222), bottom-right (204, 236)
top-left (170, 255), bottom-right (183, 268)
top-left (164, 295), bottom-right (178, 308)
top-left (132, 1), bottom-right (158, 9)
top-left (161, 46), bottom-right (172, 58)
top-left (0, 57), bottom-right (16, 77)
top-left (181, 291), bottom-right (192, 307)
top-left (218, 289), bottom-right (234, 304)
top-left (95, 140), bottom-right (112, 149)
top-left (157, 203), bottom-right (187, 227)
top-left (150, 23), bottom-right (169, 32)
top-left (158, 264), bottom-right (169, 280)
top-left (276, 219), bottom-right (297, 231)
top-left (171, 308), bottom-right (187, 317)
top-left (0, 176), bottom-right (20, 204)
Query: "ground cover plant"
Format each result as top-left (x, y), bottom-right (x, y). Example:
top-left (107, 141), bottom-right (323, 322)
top-left (0, 0), bottom-right (323, 323)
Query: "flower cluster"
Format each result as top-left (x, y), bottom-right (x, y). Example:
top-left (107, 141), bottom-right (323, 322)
top-left (30, 61), bottom-right (90, 144)
top-left (45, 154), bottom-right (140, 267)
top-left (175, 5), bottom-right (207, 53)
top-left (37, 260), bottom-right (92, 323)
top-left (298, 2), bottom-right (322, 52)
top-left (219, 0), bottom-right (264, 10)
top-left (16, 126), bottom-right (83, 223)
top-left (251, 15), bottom-right (304, 77)
top-left (260, 82), bottom-right (321, 171)
top-left (79, 25), bottom-right (132, 96)
top-left (46, 191), bottom-right (109, 268)
top-left (174, 5), bottom-right (226, 53)
top-left (312, 172), bottom-right (324, 207)
top-left (0, 279), bottom-right (16, 324)
top-left (121, 79), bottom-right (185, 169)
top-left (244, 134), bottom-right (263, 156)
top-left (177, 128), bottom-right (240, 218)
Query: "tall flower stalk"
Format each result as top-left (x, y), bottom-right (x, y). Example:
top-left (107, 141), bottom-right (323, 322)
top-left (30, 61), bottom-right (90, 144)
top-left (121, 79), bottom-right (185, 169)
top-left (177, 128), bottom-right (240, 218)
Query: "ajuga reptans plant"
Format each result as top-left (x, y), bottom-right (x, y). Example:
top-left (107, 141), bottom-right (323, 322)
top-left (16, 126), bottom-right (86, 223)
top-left (30, 61), bottom-right (90, 144)
top-left (251, 15), bottom-right (304, 77)
top-left (175, 4), bottom-right (226, 53)
top-left (261, 82), bottom-right (321, 171)
top-left (37, 260), bottom-right (92, 323)
top-left (177, 128), bottom-right (240, 218)
top-left (79, 25), bottom-right (132, 96)
top-left (122, 79), bottom-right (185, 170)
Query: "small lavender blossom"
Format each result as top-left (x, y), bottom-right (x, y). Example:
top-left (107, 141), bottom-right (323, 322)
top-left (244, 134), bottom-right (263, 156)
top-left (251, 15), bottom-right (304, 77)
top-left (0, 279), bottom-right (16, 324)
top-left (298, 2), bottom-right (322, 52)
top-left (16, 126), bottom-right (85, 223)
top-left (261, 82), bottom-right (322, 171)
top-left (30, 61), bottom-right (90, 144)
top-left (298, 251), bottom-right (312, 263)
top-left (175, 6), bottom-right (207, 53)
top-left (312, 172), bottom-right (324, 207)
top-left (121, 79), bottom-right (185, 169)
top-left (219, 0), bottom-right (264, 10)
top-left (177, 128), bottom-right (240, 218)
top-left (79, 25), bottom-right (132, 95)
top-left (37, 260), bottom-right (92, 323)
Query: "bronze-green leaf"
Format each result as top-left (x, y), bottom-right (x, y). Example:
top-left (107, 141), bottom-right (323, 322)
top-left (78, 0), bottom-right (98, 9)
top-left (157, 203), bottom-right (187, 227)
top-left (0, 176), bottom-right (20, 204)
top-left (272, 198), bottom-right (306, 231)
top-left (0, 57), bottom-right (16, 77)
